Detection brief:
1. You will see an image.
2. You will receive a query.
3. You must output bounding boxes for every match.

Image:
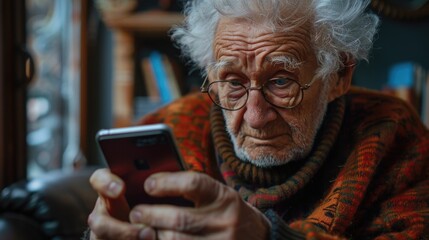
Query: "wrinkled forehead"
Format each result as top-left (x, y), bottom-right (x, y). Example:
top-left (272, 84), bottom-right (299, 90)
top-left (212, 17), bottom-right (314, 71)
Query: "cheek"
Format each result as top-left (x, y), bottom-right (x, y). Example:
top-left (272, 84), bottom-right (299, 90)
top-left (277, 95), bottom-right (324, 137)
top-left (277, 108), bottom-right (304, 135)
top-left (285, 84), bottom-right (330, 137)
top-left (223, 109), bottom-right (244, 135)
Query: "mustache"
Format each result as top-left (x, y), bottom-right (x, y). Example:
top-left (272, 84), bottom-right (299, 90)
top-left (237, 121), bottom-right (294, 139)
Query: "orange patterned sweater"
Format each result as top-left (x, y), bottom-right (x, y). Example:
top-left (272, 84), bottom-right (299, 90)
top-left (139, 87), bottom-right (429, 239)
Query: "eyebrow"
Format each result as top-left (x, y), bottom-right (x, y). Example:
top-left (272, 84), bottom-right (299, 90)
top-left (210, 58), bottom-right (234, 73)
top-left (266, 55), bottom-right (303, 71)
top-left (210, 55), bottom-right (303, 73)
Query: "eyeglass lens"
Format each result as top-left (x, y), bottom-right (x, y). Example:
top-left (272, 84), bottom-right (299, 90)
top-left (207, 79), bottom-right (304, 110)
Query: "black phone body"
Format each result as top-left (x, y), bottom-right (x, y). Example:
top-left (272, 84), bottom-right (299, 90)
top-left (96, 123), bottom-right (192, 207)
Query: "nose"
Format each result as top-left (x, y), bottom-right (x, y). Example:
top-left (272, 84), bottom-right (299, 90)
top-left (243, 89), bottom-right (277, 129)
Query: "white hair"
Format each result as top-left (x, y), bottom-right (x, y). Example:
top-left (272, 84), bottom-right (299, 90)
top-left (171, 0), bottom-right (380, 79)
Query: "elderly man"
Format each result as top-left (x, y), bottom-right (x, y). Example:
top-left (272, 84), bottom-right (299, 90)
top-left (86, 0), bottom-right (429, 239)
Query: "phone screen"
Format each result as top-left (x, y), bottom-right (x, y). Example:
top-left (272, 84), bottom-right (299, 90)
top-left (96, 124), bottom-right (193, 207)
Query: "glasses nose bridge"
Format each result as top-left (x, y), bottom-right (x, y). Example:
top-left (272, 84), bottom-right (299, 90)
top-left (246, 84), bottom-right (264, 93)
top-left (245, 84), bottom-right (268, 106)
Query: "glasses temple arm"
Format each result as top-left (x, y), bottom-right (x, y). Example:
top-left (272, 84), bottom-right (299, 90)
top-left (302, 75), bottom-right (318, 90)
top-left (200, 77), bottom-right (209, 93)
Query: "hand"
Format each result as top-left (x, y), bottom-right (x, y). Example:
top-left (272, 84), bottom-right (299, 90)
top-left (87, 168), bottom-right (156, 240)
top-left (129, 171), bottom-right (270, 240)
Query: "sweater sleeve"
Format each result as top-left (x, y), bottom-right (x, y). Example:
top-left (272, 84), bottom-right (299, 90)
top-left (353, 177), bottom-right (429, 239)
top-left (347, 134), bottom-right (429, 239)
top-left (265, 167), bottom-right (429, 240)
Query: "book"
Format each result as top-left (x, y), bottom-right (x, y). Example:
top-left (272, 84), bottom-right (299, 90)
top-left (141, 57), bottom-right (160, 101)
top-left (134, 50), bottom-right (185, 121)
top-left (148, 50), bottom-right (183, 104)
top-left (161, 54), bottom-right (181, 99)
top-left (383, 62), bottom-right (425, 113)
top-left (149, 51), bottom-right (173, 103)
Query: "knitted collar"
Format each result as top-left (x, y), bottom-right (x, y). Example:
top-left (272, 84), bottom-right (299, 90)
top-left (210, 97), bottom-right (345, 210)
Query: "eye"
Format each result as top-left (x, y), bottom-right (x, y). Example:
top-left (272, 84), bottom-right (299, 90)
top-left (269, 78), bottom-right (295, 88)
top-left (225, 77), bottom-right (249, 88)
top-left (226, 80), bottom-right (246, 92)
top-left (272, 78), bottom-right (288, 86)
top-left (265, 78), bottom-right (301, 98)
top-left (229, 80), bottom-right (242, 86)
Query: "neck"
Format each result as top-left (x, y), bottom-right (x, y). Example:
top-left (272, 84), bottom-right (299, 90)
top-left (210, 96), bottom-right (346, 209)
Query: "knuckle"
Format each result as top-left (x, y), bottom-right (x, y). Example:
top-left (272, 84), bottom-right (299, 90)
top-left (175, 211), bottom-right (205, 234)
top-left (87, 212), bottom-right (104, 232)
top-left (171, 210), bottom-right (189, 232)
top-left (187, 172), bottom-right (201, 189)
top-left (186, 172), bottom-right (207, 192)
top-left (87, 215), bottom-right (105, 236)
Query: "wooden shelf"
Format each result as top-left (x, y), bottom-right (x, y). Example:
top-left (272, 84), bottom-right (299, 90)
top-left (103, 10), bottom-right (184, 35)
top-left (99, 8), bottom-right (186, 127)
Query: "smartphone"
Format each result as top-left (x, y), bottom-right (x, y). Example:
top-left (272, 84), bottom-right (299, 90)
top-left (96, 123), bottom-right (193, 208)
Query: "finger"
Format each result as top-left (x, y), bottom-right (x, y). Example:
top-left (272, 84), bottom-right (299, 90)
top-left (88, 200), bottom-right (144, 240)
top-left (90, 168), bottom-right (125, 199)
top-left (130, 204), bottom-right (205, 233)
top-left (137, 227), bottom-right (157, 240)
top-left (90, 195), bottom-right (129, 225)
top-left (157, 229), bottom-right (197, 240)
top-left (144, 171), bottom-right (222, 205)
top-left (90, 169), bottom-right (130, 220)
top-left (157, 229), bottom-right (231, 240)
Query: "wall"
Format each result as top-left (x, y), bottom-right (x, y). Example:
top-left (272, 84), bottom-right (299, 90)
top-left (353, 16), bottom-right (429, 90)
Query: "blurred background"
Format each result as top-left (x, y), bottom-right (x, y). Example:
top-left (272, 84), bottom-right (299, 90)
top-left (1, 0), bottom-right (429, 188)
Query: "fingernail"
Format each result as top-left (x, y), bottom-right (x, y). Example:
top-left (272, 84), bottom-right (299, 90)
top-left (144, 178), bottom-right (156, 193)
top-left (139, 227), bottom-right (156, 240)
top-left (107, 181), bottom-right (121, 197)
top-left (130, 211), bottom-right (142, 222)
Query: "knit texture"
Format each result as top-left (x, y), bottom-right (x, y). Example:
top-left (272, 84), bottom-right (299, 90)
top-left (265, 209), bottom-right (306, 240)
top-left (138, 87), bottom-right (429, 239)
top-left (139, 93), bottom-right (221, 179)
top-left (210, 96), bottom-right (345, 210)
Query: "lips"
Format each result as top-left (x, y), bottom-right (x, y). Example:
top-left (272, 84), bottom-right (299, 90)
top-left (244, 134), bottom-right (286, 144)
top-left (246, 134), bottom-right (283, 140)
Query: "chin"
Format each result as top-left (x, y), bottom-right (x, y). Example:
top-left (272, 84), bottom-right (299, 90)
top-left (234, 144), bottom-right (308, 167)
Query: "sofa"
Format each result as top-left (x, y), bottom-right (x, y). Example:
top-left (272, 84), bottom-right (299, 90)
top-left (0, 167), bottom-right (99, 240)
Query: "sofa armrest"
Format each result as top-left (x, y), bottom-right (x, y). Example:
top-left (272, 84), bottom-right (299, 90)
top-left (0, 166), bottom-right (99, 240)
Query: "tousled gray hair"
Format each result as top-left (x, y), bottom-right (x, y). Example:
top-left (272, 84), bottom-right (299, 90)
top-left (171, 0), bottom-right (380, 79)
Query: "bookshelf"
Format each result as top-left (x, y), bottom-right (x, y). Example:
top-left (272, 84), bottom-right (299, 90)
top-left (103, 10), bottom-right (184, 35)
top-left (98, 3), bottom-right (186, 127)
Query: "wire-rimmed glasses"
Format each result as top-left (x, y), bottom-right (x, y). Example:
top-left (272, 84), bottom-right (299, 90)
top-left (200, 77), bottom-right (316, 111)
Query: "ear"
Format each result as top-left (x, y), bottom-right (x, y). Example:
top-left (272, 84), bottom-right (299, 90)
top-left (327, 58), bottom-right (355, 102)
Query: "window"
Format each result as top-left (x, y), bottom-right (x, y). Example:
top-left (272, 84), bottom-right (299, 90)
top-left (26, 0), bottom-right (84, 178)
